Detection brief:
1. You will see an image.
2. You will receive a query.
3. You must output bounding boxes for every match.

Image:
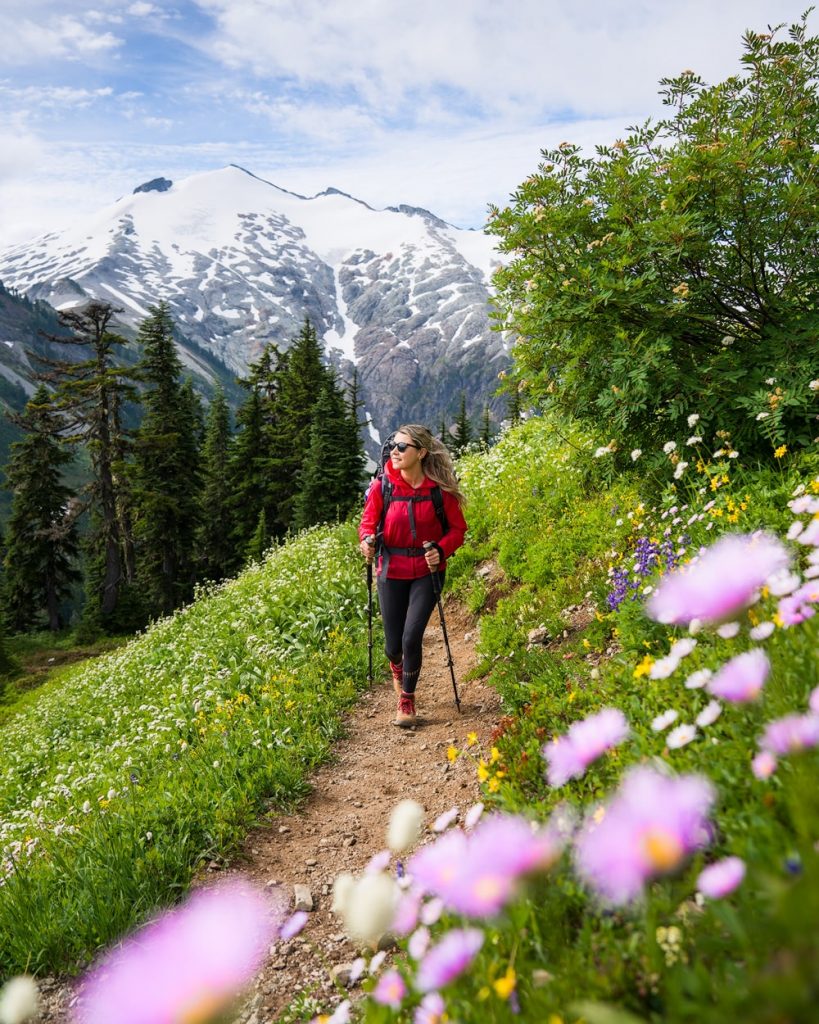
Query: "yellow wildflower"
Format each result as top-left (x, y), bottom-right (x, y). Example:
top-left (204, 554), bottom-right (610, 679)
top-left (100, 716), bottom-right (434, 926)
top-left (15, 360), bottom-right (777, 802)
top-left (490, 746), bottom-right (501, 764)
top-left (634, 654), bottom-right (654, 679)
top-left (487, 777), bottom-right (501, 793)
top-left (478, 760), bottom-right (490, 782)
top-left (773, 611), bottom-right (784, 628)
top-left (466, 731), bottom-right (478, 747)
top-left (447, 746), bottom-right (458, 763)
top-left (493, 966), bottom-right (517, 999)
top-left (774, 444), bottom-right (787, 459)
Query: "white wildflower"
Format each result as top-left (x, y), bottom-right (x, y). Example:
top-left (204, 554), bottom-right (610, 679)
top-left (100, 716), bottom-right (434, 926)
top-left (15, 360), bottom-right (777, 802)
top-left (650, 655), bottom-right (680, 680)
top-left (0, 977), bottom-right (39, 1024)
top-left (594, 446), bottom-right (612, 458)
top-left (631, 448), bottom-right (642, 461)
top-left (787, 521), bottom-right (805, 540)
top-left (667, 724), bottom-right (698, 749)
top-left (809, 379), bottom-right (819, 391)
top-left (687, 413), bottom-right (700, 427)
top-left (387, 799), bottom-right (424, 853)
top-left (716, 622), bottom-right (740, 639)
top-left (331, 873), bottom-right (355, 915)
top-left (369, 951), bottom-right (388, 974)
top-left (433, 807), bottom-right (459, 833)
top-left (663, 441), bottom-right (677, 454)
top-left (673, 461), bottom-right (689, 480)
top-left (651, 709), bottom-right (679, 732)
top-left (749, 621), bottom-right (775, 641)
top-left (341, 873), bottom-right (399, 944)
top-left (686, 435), bottom-right (702, 446)
top-left (766, 570), bottom-right (801, 597)
top-left (696, 700), bottom-right (722, 728)
top-left (685, 668), bottom-right (713, 690)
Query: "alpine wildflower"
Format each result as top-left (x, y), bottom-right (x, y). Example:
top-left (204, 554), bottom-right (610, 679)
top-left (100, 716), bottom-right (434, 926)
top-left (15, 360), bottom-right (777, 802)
top-left (697, 857), bottom-right (746, 899)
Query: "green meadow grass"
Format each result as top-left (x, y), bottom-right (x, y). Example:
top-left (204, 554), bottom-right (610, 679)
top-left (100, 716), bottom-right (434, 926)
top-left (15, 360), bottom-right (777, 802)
top-left (0, 524), bottom-right (374, 976)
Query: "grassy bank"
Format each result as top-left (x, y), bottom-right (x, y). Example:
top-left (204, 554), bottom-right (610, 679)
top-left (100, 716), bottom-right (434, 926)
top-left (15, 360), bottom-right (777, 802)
top-left (0, 524), bottom-right (373, 976)
top-left (377, 416), bottom-right (819, 1023)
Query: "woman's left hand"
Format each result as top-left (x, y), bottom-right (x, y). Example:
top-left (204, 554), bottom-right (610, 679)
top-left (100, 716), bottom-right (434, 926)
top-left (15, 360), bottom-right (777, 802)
top-left (424, 546), bottom-right (441, 569)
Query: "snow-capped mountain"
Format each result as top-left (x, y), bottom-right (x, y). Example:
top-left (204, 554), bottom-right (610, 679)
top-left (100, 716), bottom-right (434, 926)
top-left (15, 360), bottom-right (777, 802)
top-left (0, 165), bottom-right (508, 444)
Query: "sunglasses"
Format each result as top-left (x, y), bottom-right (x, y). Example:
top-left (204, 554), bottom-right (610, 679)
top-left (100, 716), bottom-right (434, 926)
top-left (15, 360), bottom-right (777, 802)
top-left (388, 441), bottom-right (421, 453)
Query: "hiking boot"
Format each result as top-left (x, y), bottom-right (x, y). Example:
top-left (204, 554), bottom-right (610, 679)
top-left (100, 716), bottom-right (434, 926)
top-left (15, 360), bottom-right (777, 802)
top-left (394, 691), bottom-right (416, 728)
top-left (389, 661), bottom-right (403, 697)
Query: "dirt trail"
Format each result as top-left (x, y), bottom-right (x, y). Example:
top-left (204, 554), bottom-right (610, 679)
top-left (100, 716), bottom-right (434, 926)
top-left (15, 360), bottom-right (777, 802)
top-left (35, 598), bottom-right (502, 1023)
top-left (233, 598), bottom-right (502, 1022)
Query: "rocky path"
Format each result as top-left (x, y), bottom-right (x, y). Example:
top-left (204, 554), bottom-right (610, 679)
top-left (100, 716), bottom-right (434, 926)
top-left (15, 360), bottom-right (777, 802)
top-left (37, 597), bottom-right (502, 1023)
top-left (234, 598), bottom-right (501, 1021)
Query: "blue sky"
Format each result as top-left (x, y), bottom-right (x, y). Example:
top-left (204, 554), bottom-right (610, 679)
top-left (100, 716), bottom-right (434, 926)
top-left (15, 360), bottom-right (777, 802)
top-left (0, 0), bottom-right (813, 244)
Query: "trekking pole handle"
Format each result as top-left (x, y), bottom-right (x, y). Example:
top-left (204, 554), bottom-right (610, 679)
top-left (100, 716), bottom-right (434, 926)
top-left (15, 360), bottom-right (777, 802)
top-left (363, 535), bottom-right (375, 562)
top-left (422, 540), bottom-right (441, 568)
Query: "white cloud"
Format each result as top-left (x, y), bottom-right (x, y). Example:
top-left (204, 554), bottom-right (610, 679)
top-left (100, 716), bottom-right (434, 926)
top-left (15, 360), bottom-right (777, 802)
top-left (0, 85), bottom-right (114, 109)
top-left (0, 14), bottom-right (122, 65)
top-left (128, 2), bottom-right (161, 15)
top-left (195, 0), bottom-right (810, 121)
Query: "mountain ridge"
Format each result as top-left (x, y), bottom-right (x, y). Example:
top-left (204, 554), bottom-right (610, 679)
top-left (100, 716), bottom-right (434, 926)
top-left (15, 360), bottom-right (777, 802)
top-left (0, 165), bottom-right (509, 447)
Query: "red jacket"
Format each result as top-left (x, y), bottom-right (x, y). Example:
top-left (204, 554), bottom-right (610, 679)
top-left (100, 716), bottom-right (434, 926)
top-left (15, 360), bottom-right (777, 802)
top-left (359, 460), bottom-right (467, 579)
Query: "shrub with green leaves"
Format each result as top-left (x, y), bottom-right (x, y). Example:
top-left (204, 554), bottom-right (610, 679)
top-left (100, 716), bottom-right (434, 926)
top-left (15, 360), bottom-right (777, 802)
top-left (489, 15), bottom-right (819, 459)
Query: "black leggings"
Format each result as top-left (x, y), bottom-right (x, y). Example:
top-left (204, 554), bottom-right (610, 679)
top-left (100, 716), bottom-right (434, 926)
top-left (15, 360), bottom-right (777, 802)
top-left (377, 572), bottom-right (444, 694)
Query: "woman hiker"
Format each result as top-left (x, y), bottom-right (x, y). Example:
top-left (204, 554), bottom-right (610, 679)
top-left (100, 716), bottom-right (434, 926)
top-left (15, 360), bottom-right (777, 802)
top-left (359, 424), bottom-right (467, 727)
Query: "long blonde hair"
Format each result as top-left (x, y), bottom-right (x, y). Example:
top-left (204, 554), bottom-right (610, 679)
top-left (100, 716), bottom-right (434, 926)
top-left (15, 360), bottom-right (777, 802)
top-left (396, 424), bottom-right (466, 507)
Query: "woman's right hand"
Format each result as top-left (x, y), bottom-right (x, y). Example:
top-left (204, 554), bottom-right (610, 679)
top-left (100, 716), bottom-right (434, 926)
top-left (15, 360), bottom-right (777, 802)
top-left (360, 537), bottom-right (375, 562)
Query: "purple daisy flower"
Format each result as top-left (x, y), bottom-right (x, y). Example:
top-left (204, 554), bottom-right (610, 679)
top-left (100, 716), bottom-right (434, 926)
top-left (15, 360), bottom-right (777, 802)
top-left (543, 708), bottom-right (630, 787)
top-left (647, 533), bottom-right (789, 626)
top-left (574, 767), bottom-right (715, 904)
top-left (697, 856), bottom-right (746, 899)
top-left (414, 992), bottom-right (446, 1024)
top-left (408, 814), bottom-right (562, 918)
top-left (373, 970), bottom-right (406, 1009)
top-left (279, 911), bottom-right (308, 941)
top-left (707, 649), bottom-right (770, 703)
top-left (760, 713), bottom-right (819, 755)
top-left (76, 880), bottom-right (277, 1024)
top-left (416, 929), bottom-right (484, 992)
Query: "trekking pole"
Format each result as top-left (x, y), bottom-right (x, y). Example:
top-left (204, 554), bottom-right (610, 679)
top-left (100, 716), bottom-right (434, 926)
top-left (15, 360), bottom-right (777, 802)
top-left (422, 542), bottom-right (461, 713)
top-left (365, 535), bottom-right (375, 685)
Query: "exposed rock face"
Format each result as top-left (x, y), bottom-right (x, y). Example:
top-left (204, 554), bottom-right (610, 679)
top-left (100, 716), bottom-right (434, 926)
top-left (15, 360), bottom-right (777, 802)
top-left (0, 165), bottom-right (510, 447)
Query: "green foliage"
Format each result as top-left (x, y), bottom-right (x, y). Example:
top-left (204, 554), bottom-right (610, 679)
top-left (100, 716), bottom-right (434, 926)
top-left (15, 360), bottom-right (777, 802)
top-left (132, 303), bottom-right (202, 618)
top-left (2, 385), bottom-right (80, 631)
top-left (489, 15), bottom-right (819, 460)
top-left (195, 385), bottom-right (233, 581)
top-left (36, 301), bottom-right (139, 628)
top-left (451, 391), bottom-right (473, 455)
top-left (0, 523), bottom-right (374, 976)
top-left (293, 376), bottom-right (366, 531)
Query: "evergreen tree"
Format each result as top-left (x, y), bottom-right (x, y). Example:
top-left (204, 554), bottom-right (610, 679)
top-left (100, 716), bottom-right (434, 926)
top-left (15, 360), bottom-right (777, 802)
top-left (33, 301), bottom-right (137, 629)
top-left (452, 392), bottom-right (473, 455)
top-left (131, 304), bottom-right (202, 619)
top-left (293, 374), bottom-right (366, 530)
top-left (245, 509), bottom-right (268, 562)
top-left (507, 387), bottom-right (522, 424)
top-left (2, 385), bottom-right (80, 632)
top-left (226, 386), bottom-right (267, 564)
top-left (275, 319), bottom-right (332, 527)
top-left (196, 385), bottom-right (233, 582)
top-left (480, 405), bottom-right (493, 448)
